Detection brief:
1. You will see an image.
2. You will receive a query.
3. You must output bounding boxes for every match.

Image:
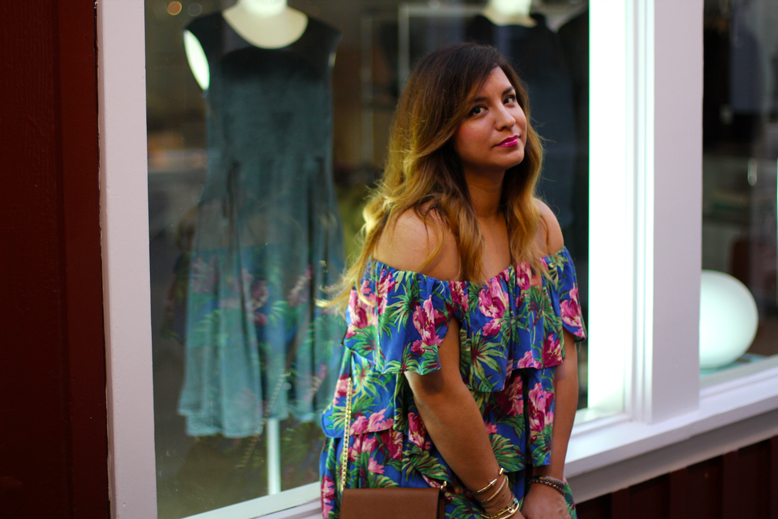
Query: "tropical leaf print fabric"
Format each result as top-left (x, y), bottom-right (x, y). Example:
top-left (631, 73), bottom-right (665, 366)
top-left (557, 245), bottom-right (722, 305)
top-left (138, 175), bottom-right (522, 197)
top-left (319, 247), bottom-right (586, 518)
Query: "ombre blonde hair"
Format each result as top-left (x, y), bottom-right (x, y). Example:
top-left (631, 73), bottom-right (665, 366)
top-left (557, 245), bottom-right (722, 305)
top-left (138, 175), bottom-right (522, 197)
top-left (327, 43), bottom-right (546, 308)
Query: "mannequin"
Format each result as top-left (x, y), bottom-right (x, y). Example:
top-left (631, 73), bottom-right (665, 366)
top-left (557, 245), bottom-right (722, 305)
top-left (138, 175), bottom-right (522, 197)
top-left (482, 0), bottom-right (537, 28)
top-left (184, 0), bottom-right (309, 90)
top-left (171, 0), bottom-right (345, 440)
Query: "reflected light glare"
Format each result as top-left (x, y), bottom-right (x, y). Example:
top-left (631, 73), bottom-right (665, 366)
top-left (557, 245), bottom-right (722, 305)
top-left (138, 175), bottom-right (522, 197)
top-left (188, 3), bottom-right (203, 16)
top-left (167, 1), bottom-right (182, 15)
top-left (699, 270), bottom-right (758, 369)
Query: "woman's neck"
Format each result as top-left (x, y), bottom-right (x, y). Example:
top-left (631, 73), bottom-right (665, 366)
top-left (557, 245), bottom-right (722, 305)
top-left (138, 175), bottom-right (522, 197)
top-left (465, 170), bottom-right (504, 220)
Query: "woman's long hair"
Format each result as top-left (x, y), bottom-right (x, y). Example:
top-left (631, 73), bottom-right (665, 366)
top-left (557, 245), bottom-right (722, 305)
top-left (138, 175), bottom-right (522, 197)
top-left (327, 43), bottom-right (545, 308)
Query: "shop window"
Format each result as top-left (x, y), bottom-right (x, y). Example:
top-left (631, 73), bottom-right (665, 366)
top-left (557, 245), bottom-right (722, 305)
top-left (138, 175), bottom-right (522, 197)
top-left (144, 0), bottom-right (591, 517)
top-left (701, 0), bottom-right (778, 378)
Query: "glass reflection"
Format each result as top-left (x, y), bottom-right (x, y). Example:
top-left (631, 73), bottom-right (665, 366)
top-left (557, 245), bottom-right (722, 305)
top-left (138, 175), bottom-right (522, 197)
top-left (146, 1), bottom-right (590, 516)
top-left (702, 0), bottom-right (778, 374)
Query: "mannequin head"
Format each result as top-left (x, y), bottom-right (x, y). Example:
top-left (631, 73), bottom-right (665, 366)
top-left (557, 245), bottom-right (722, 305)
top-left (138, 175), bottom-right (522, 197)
top-left (234, 0), bottom-right (287, 17)
top-left (485, 0), bottom-right (533, 18)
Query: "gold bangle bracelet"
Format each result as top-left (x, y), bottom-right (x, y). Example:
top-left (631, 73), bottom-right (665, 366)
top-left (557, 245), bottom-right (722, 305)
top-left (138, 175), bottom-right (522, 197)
top-left (481, 496), bottom-right (520, 519)
top-left (477, 474), bottom-right (508, 505)
top-left (472, 467), bottom-right (505, 495)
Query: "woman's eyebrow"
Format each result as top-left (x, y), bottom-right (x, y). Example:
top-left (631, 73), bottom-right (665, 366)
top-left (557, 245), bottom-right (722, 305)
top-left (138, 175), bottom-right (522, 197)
top-left (470, 87), bottom-right (516, 104)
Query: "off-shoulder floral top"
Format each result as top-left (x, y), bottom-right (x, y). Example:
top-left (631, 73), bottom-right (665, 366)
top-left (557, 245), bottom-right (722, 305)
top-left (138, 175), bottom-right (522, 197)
top-left (319, 247), bottom-right (586, 519)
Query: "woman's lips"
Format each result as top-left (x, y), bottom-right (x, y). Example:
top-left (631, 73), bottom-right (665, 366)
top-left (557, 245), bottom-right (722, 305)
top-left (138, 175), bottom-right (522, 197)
top-left (496, 135), bottom-right (519, 147)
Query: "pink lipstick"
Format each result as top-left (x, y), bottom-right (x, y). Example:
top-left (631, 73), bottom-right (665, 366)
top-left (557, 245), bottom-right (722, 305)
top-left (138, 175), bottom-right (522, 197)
top-left (496, 135), bottom-right (519, 147)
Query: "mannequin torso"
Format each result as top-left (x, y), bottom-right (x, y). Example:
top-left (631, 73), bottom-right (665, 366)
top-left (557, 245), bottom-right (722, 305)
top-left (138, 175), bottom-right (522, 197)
top-left (183, 0), bottom-right (309, 90)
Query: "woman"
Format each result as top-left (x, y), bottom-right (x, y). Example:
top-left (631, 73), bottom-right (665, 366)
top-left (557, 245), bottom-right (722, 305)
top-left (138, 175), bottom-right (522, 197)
top-left (319, 43), bottom-right (585, 519)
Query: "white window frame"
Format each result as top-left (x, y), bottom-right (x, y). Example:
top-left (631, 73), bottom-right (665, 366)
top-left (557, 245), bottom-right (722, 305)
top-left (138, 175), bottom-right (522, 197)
top-left (98, 0), bottom-right (778, 518)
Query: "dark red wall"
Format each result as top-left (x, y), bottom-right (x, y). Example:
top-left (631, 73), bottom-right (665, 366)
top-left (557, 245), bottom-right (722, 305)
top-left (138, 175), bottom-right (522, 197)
top-left (0, 1), bottom-right (107, 518)
top-left (577, 436), bottom-right (778, 519)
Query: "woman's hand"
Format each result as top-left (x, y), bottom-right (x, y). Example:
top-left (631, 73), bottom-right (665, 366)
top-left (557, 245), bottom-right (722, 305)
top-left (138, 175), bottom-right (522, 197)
top-left (520, 483), bottom-right (571, 519)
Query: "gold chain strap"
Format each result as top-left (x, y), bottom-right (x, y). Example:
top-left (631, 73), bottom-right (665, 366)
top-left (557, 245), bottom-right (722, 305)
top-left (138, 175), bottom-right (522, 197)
top-left (339, 377), bottom-right (353, 494)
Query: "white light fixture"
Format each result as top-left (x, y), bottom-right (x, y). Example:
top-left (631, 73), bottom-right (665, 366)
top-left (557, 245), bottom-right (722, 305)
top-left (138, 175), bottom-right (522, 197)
top-left (699, 270), bottom-right (758, 369)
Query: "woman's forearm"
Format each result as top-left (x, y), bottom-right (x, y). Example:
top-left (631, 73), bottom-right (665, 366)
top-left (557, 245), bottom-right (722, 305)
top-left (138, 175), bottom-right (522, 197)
top-left (533, 330), bottom-right (578, 480)
top-left (404, 318), bottom-right (508, 506)
top-left (410, 371), bottom-right (501, 490)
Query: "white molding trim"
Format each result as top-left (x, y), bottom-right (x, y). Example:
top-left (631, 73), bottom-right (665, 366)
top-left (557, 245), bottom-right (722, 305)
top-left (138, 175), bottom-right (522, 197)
top-left (183, 483), bottom-right (320, 519)
top-left (566, 363), bottom-right (778, 479)
top-left (568, 405), bottom-right (778, 503)
top-left (647, 0), bottom-right (704, 424)
top-left (98, 0), bottom-right (157, 517)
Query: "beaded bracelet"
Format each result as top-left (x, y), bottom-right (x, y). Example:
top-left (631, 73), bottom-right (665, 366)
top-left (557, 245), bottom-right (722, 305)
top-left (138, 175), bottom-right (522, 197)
top-left (528, 475), bottom-right (566, 496)
top-left (472, 467), bottom-right (505, 495)
top-left (477, 474), bottom-right (508, 505)
top-left (481, 496), bottom-right (520, 519)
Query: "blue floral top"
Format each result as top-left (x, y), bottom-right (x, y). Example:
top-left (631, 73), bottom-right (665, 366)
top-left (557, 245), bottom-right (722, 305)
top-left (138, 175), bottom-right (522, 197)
top-left (319, 247), bottom-right (586, 519)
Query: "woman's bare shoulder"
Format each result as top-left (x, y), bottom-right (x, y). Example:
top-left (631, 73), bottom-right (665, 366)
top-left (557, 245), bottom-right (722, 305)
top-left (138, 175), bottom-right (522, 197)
top-left (373, 208), bottom-right (460, 280)
top-left (534, 198), bottom-right (564, 256)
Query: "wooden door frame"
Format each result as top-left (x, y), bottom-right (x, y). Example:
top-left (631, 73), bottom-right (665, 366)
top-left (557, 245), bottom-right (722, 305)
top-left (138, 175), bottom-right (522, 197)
top-left (0, 1), bottom-right (107, 518)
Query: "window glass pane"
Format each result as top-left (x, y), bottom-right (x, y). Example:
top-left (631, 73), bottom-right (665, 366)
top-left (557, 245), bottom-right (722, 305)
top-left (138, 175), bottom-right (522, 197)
top-left (145, 1), bottom-right (590, 516)
top-left (702, 0), bottom-right (778, 376)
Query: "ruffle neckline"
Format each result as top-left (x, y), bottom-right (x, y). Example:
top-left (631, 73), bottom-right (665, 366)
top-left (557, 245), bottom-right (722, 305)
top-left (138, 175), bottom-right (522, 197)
top-left (366, 247), bottom-right (568, 287)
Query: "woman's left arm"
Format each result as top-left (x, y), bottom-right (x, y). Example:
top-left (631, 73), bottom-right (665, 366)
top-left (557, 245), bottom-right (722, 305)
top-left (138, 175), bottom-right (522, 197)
top-left (521, 330), bottom-right (578, 519)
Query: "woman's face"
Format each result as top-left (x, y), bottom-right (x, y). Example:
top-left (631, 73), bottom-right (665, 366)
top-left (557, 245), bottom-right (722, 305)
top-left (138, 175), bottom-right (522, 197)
top-left (453, 67), bottom-right (527, 177)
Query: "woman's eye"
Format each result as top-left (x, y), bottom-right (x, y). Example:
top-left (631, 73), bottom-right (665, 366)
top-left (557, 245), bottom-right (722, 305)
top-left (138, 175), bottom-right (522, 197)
top-left (470, 105), bottom-right (485, 116)
top-left (504, 94), bottom-right (517, 104)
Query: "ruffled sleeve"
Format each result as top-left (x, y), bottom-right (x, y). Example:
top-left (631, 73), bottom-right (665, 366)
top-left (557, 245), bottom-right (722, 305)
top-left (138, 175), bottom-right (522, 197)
top-left (320, 261), bottom-right (453, 439)
top-left (544, 247), bottom-right (587, 347)
top-left (343, 260), bottom-right (452, 375)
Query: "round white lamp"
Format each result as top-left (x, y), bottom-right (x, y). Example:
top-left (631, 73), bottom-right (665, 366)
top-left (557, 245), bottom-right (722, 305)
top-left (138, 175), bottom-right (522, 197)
top-left (699, 270), bottom-right (759, 369)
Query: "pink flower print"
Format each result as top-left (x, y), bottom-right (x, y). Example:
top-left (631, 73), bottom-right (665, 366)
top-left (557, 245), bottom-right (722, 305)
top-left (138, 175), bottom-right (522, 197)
top-left (334, 376), bottom-right (350, 399)
top-left (412, 297), bottom-right (447, 352)
top-left (516, 350), bottom-right (540, 369)
top-left (350, 414), bottom-right (369, 435)
top-left (353, 435), bottom-right (378, 457)
top-left (518, 262), bottom-right (542, 291)
top-left (516, 262), bottom-right (534, 291)
top-left (516, 292), bottom-right (526, 310)
top-left (408, 412), bottom-right (427, 448)
top-left (367, 409), bottom-right (394, 431)
top-left (380, 429), bottom-right (403, 460)
top-left (345, 282), bottom-right (377, 338)
top-left (251, 279), bottom-right (269, 308)
top-left (287, 265), bottom-right (312, 308)
top-left (528, 383), bottom-right (554, 436)
top-left (450, 281), bottom-right (469, 313)
top-left (190, 255), bottom-right (218, 293)
top-left (542, 332), bottom-right (562, 366)
top-left (321, 475), bottom-right (335, 517)
top-left (484, 422), bottom-right (498, 434)
top-left (478, 278), bottom-right (509, 336)
top-left (368, 457), bottom-right (385, 475)
top-left (375, 271), bottom-right (397, 316)
top-left (560, 286), bottom-right (583, 335)
top-left (250, 279), bottom-right (269, 325)
top-left (348, 434), bottom-right (365, 461)
top-left (495, 377), bottom-right (524, 417)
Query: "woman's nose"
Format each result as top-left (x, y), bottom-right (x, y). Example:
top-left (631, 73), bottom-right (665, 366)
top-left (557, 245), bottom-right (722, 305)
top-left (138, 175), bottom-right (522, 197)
top-left (494, 104), bottom-right (516, 130)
